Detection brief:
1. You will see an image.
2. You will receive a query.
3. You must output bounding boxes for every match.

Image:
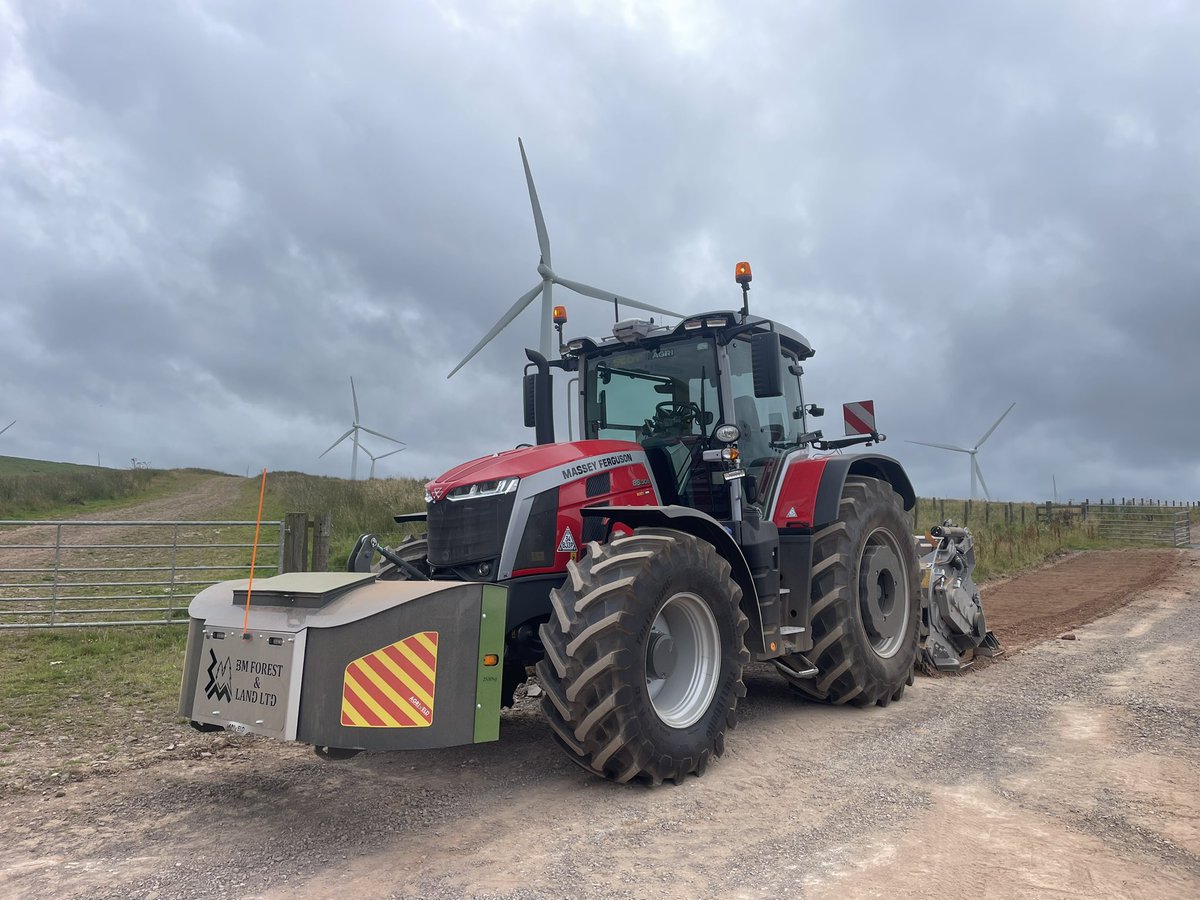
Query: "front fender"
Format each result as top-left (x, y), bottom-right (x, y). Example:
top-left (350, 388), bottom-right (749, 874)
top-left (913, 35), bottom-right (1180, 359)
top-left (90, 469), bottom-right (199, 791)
top-left (580, 505), bottom-right (766, 653)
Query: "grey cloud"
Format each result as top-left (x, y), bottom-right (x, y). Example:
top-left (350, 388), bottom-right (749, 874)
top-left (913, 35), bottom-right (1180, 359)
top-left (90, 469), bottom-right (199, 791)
top-left (1, 0), bottom-right (1196, 503)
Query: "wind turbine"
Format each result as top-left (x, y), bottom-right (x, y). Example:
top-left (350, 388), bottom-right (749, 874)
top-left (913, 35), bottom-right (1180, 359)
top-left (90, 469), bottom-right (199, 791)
top-left (906, 402), bottom-right (1016, 501)
top-left (0, 421), bottom-right (13, 437)
top-left (448, 139), bottom-right (685, 378)
top-left (362, 445), bottom-right (404, 480)
top-left (319, 377), bottom-right (405, 480)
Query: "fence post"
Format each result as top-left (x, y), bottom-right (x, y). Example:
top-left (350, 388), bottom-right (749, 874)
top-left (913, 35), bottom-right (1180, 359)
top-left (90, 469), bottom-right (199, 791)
top-left (964, 500), bottom-right (971, 526)
top-left (166, 522), bottom-right (180, 621)
top-left (312, 512), bottom-right (332, 573)
top-left (50, 523), bottom-right (63, 627)
top-left (282, 512), bottom-right (309, 573)
top-left (985, 502), bottom-right (990, 525)
top-left (1021, 505), bottom-right (1026, 525)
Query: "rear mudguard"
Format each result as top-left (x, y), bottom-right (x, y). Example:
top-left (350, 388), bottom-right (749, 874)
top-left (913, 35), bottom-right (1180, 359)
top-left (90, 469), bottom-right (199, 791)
top-left (770, 453), bottom-right (916, 529)
top-left (179, 573), bottom-right (507, 751)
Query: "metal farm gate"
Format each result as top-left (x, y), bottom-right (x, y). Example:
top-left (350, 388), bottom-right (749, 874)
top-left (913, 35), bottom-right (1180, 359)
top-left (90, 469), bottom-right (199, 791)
top-left (0, 519), bottom-right (285, 629)
top-left (1092, 504), bottom-right (1192, 546)
top-left (1036, 502), bottom-right (1193, 547)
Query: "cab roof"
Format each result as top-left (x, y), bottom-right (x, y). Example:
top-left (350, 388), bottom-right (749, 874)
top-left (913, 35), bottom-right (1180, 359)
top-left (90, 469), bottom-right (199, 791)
top-left (563, 311), bottom-right (815, 361)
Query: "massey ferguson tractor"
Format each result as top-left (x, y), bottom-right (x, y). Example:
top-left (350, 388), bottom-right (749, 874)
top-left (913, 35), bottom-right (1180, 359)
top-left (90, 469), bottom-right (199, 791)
top-left (180, 144), bottom-right (995, 784)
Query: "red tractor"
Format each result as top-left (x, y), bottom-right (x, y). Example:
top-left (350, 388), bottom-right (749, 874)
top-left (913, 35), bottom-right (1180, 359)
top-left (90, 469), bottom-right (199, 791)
top-left (355, 264), bottom-right (922, 783)
top-left (181, 147), bottom-right (994, 784)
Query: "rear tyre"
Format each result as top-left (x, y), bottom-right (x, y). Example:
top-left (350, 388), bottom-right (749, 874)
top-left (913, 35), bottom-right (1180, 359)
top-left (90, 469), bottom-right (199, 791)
top-left (536, 528), bottom-right (749, 784)
top-left (780, 476), bottom-right (920, 707)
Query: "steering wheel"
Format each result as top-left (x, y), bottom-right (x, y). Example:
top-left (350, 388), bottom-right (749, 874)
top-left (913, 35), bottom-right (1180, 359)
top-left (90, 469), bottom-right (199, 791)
top-left (645, 400), bottom-right (703, 436)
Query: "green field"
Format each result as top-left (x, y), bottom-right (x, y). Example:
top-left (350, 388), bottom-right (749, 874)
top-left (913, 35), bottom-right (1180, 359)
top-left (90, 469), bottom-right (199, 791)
top-left (0, 455), bottom-right (222, 520)
top-left (0, 455), bottom-right (109, 476)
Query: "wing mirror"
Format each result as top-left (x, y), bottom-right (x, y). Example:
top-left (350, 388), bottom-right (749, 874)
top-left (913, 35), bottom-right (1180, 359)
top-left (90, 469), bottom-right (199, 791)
top-left (750, 331), bottom-right (783, 398)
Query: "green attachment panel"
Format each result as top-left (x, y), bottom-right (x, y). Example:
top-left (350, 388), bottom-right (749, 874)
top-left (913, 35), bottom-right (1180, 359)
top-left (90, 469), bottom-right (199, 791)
top-left (473, 584), bottom-right (509, 743)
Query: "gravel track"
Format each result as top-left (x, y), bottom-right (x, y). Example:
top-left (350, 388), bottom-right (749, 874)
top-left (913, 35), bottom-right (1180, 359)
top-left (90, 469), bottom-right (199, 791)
top-left (0, 549), bottom-right (1196, 899)
top-left (0, 476), bottom-right (248, 572)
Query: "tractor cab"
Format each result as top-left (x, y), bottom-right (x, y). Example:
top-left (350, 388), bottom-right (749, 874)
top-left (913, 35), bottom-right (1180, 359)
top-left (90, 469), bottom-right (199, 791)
top-left (536, 305), bottom-right (819, 526)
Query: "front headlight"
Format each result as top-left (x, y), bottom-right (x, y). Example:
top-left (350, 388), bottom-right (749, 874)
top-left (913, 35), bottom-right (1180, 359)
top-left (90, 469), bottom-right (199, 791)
top-left (446, 477), bottom-right (520, 501)
top-left (715, 423), bottom-right (741, 443)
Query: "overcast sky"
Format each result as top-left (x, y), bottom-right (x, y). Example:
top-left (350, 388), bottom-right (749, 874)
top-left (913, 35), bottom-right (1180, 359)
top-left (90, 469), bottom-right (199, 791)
top-left (2, 0), bottom-right (1197, 502)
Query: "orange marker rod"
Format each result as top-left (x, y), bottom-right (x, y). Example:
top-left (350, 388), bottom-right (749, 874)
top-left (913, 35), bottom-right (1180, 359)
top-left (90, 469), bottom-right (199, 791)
top-left (242, 468), bottom-right (268, 634)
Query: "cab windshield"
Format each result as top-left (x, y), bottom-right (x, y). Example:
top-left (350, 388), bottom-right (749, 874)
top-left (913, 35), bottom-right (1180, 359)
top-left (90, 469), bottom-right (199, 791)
top-left (583, 339), bottom-right (725, 516)
top-left (583, 340), bottom-right (719, 443)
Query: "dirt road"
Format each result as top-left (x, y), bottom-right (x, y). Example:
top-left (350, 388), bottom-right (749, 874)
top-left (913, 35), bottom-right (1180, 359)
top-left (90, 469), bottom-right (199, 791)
top-left (0, 475), bottom-right (247, 572)
top-left (1, 549), bottom-right (1197, 899)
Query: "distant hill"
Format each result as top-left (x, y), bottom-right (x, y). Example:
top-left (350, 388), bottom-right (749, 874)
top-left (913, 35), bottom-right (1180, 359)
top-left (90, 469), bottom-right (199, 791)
top-left (0, 455), bottom-right (110, 476)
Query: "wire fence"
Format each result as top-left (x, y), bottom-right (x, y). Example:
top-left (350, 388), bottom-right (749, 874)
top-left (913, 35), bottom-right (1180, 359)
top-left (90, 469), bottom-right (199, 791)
top-left (0, 520), bottom-right (285, 629)
top-left (914, 497), bottom-right (1197, 545)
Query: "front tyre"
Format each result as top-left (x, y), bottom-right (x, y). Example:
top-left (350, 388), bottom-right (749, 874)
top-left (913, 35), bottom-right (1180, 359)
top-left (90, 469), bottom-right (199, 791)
top-left (536, 528), bottom-right (749, 784)
top-left (780, 475), bottom-right (920, 706)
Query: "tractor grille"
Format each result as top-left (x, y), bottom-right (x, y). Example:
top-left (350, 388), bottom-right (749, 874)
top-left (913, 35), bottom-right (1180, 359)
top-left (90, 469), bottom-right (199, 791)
top-left (426, 493), bottom-right (516, 567)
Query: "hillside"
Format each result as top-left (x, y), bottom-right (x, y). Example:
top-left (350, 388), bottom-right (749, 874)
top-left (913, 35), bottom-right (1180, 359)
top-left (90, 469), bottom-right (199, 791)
top-left (0, 455), bottom-right (110, 476)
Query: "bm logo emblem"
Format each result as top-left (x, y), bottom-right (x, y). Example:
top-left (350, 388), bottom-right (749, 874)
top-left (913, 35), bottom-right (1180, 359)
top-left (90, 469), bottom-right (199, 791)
top-left (204, 649), bottom-right (232, 702)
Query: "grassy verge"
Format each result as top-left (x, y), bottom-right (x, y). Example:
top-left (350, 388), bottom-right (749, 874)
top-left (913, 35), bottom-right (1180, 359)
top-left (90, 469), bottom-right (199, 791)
top-left (260, 472), bottom-right (428, 569)
top-left (913, 497), bottom-right (1193, 580)
top-left (0, 627), bottom-right (190, 783)
top-left (0, 466), bottom-right (220, 520)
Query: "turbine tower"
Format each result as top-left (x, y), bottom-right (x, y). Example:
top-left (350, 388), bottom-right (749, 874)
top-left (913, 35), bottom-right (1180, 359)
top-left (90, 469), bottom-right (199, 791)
top-left (906, 402), bottom-right (1016, 501)
top-left (448, 139), bottom-right (684, 377)
top-left (319, 378), bottom-right (405, 480)
top-left (362, 445), bottom-right (404, 480)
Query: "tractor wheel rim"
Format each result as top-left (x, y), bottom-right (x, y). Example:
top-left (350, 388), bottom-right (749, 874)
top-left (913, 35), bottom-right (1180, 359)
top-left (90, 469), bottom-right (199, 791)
top-left (859, 527), bottom-right (910, 659)
top-left (645, 591), bottom-right (721, 729)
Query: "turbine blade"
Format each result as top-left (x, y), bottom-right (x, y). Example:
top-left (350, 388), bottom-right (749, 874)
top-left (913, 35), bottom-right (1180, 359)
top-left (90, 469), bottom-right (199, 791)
top-left (350, 377), bottom-right (360, 423)
top-left (973, 456), bottom-right (992, 501)
top-left (553, 275), bottom-right (684, 318)
top-left (358, 425), bottom-right (406, 446)
top-left (319, 428), bottom-right (355, 458)
top-left (448, 281), bottom-right (544, 377)
top-left (376, 448), bottom-right (405, 460)
top-left (0, 420), bottom-right (13, 436)
top-left (905, 439), bottom-right (969, 453)
top-left (519, 138), bottom-right (551, 267)
top-left (975, 401), bottom-right (1015, 448)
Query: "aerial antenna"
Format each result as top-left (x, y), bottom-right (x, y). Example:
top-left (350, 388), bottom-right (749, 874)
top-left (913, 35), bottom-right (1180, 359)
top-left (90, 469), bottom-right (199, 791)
top-left (448, 139), bottom-right (685, 377)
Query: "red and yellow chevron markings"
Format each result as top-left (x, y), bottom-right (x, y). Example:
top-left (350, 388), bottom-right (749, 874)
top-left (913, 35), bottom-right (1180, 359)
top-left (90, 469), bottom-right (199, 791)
top-left (340, 632), bottom-right (438, 728)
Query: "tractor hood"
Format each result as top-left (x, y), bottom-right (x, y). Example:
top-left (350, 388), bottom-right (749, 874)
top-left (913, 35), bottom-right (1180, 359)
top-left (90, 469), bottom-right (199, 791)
top-left (425, 440), bottom-right (643, 501)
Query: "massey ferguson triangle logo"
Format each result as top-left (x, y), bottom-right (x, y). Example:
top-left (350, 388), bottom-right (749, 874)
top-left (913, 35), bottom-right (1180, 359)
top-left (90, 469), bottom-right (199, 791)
top-left (204, 648), bottom-right (232, 701)
top-left (427, 485), bottom-right (446, 501)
